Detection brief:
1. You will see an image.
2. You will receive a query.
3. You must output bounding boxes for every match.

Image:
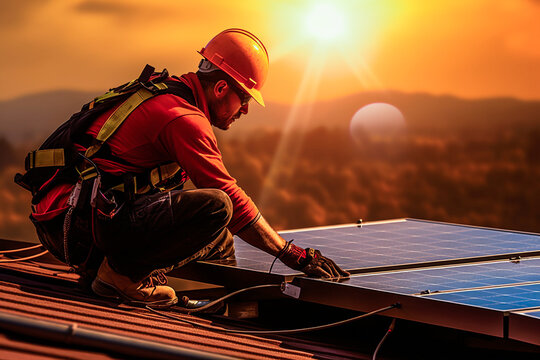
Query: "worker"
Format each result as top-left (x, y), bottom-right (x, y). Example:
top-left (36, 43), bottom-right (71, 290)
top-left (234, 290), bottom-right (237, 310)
top-left (26, 29), bottom-right (349, 309)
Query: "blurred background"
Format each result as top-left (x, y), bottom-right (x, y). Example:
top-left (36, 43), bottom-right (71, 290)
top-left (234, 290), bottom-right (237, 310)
top-left (1, 0), bottom-right (539, 242)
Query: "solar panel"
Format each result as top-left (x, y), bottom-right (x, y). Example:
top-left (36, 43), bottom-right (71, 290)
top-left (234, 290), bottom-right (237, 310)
top-left (189, 219), bottom-right (540, 341)
top-left (425, 283), bottom-right (540, 311)
top-left (340, 258), bottom-right (540, 295)
top-left (215, 219), bottom-right (540, 275)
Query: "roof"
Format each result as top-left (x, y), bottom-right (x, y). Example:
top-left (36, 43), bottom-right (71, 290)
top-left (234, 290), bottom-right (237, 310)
top-left (0, 249), bottom-right (365, 360)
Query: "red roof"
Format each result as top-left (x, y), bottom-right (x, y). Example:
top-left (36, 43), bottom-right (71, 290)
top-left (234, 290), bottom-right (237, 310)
top-left (0, 254), bottom-right (364, 360)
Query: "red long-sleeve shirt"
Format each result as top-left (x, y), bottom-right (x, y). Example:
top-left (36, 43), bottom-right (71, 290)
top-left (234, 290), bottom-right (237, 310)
top-left (34, 72), bottom-right (260, 234)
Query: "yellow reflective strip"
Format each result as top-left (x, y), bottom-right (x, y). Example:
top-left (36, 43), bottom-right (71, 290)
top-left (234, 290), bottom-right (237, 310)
top-left (79, 167), bottom-right (97, 180)
top-left (84, 143), bottom-right (102, 158)
top-left (154, 82), bottom-right (168, 91)
top-left (53, 149), bottom-right (64, 166)
top-left (150, 163), bottom-right (180, 187)
top-left (109, 183), bottom-right (124, 192)
top-left (136, 185), bottom-right (151, 194)
top-left (31, 149), bottom-right (65, 168)
top-left (94, 91), bottom-right (118, 104)
top-left (160, 163), bottom-right (180, 179)
top-left (150, 167), bottom-right (161, 187)
top-left (96, 88), bottom-right (154, 142)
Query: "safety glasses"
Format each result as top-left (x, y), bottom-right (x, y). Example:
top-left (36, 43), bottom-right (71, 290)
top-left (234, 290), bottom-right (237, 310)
top-left (229, 82), bottom-right (251, 107)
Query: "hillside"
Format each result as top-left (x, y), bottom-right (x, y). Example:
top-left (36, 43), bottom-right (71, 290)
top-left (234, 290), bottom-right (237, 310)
top-left (0, 89), bottom-right (539, 242)
top-left (0, 90), bottom-right (98, 145)
top-left (1, 89), bottom-right (539, 146)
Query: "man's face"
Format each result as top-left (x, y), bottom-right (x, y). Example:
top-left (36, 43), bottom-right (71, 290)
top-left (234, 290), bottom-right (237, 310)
top-left (209, 81), bottom-right (250, 130)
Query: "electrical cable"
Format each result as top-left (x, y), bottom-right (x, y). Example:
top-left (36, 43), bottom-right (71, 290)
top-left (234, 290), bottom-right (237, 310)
top-left (176, 284), bottom-right (279, 314)
top-left (0, 250), bottom-right (49, 263)
top-left (268, 239), bottom-right (294, 274)
top-left (78, 153), bottom-right (102, 177)
top-left (0, 244), bottom-right (43, 254)
top-left (146, 302), bottom-right (399, 335)
top-left (372, 318), bottom-right (396, 360)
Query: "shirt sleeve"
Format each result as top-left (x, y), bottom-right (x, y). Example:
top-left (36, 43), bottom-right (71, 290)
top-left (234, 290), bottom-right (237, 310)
top-left (158, 113), bottom-right (260, 234)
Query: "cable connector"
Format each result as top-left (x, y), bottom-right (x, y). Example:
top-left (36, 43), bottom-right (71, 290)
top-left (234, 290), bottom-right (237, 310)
top-left (280, 282), bottom-right (301, 299)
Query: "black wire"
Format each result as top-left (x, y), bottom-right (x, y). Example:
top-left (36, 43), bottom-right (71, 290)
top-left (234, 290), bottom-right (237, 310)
top-left (268, 239), bottom-right (294, 274)
top-left (146, 303), bottom-right (399, 335)
top-left (170, 284), bottom-right (280, 314)
top-left (78, 153), bottom-right (102, 177)
top-left (372, 318), bottom-right (396, 360)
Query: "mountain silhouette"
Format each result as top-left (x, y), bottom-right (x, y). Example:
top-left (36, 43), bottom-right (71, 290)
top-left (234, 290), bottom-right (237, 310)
top-left (0, 90), bottom-right (98, 145)
top-left (1, 89), bottom-right (539, 146)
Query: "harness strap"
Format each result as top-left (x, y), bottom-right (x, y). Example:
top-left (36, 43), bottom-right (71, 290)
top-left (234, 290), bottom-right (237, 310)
top-left (25, 149), bottom-right (65, 170)
top-left (21, 69), bottom-right (194, 202)
top-left (150, 162), bottom-right (182, 188)
top-left (86, 87), bottom-right (159, 158)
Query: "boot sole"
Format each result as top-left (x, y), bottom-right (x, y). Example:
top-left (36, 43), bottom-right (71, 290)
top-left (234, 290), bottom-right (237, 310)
top-left (91, 277), bottom-right (178, 309)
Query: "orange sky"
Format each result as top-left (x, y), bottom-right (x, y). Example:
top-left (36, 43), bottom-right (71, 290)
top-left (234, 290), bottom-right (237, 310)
top-left (1, 0), bottom-right (539, 103)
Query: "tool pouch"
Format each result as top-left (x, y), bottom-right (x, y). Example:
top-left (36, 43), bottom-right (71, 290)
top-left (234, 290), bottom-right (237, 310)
top-left (89, 175), bottom-right (123, 220)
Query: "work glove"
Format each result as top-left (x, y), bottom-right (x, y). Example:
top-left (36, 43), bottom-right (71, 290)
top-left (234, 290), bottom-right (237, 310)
top-left (279, 243), bottom-right (350, 279)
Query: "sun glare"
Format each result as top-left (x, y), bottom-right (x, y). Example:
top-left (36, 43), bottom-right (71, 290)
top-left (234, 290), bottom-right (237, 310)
top-left (304, 2), bottom-right (347, 42)
top-left (259, 0), bottom-right (392, 209)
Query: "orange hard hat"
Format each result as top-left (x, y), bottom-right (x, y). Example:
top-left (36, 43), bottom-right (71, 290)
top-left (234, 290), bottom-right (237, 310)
top-left (198, 28), bottom-right (269, 107)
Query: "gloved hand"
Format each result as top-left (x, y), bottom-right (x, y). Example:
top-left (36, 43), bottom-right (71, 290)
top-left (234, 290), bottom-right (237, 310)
top-left (279, 243), bottom-right (350, 279)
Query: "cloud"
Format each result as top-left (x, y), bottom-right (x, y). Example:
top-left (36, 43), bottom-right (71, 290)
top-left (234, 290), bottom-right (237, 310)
top-left (0, 0), bottom-right (50, 28)
top-left (73, 0), bottom-right (137, 15)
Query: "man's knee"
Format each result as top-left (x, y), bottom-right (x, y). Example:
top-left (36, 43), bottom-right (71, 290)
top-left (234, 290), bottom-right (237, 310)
top-left (207, 189), bottom-right (233, 223)
top-left (170, 188), bottom-right (232, 227)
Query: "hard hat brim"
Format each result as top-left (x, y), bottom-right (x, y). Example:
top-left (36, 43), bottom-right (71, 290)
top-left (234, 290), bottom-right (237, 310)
top-left (241, 85), bottom-right (265, 107)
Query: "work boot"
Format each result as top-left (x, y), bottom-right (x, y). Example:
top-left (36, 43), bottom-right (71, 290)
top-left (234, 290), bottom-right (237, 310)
top-left (91, 258), bottom-right (178, 309)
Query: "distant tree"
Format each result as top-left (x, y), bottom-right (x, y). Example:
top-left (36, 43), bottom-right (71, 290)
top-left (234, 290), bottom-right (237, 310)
top-left (0, 136), bottom-right (16, 169)
top-left (526, 130), bottom-right (540, 165)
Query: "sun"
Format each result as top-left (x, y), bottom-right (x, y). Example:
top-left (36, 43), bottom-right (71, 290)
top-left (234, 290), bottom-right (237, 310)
top-left (303, 2), bottom-right (348, 43)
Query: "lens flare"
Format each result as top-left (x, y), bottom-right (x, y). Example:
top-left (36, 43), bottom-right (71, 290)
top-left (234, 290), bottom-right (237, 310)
top-left (304, 2), bottom-right (347, 42)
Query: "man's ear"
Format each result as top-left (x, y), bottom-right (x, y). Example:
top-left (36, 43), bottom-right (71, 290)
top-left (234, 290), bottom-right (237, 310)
top-left (213, 80), bottom-right (229, 99)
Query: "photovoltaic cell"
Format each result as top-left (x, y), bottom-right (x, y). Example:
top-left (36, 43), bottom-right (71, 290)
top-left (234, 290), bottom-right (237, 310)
top-left (425, 283), bottom-right (540, 311)
top-left (341, 258), bottom-right (540, 295)
top-left (214, 219), bottom-right (540, 275)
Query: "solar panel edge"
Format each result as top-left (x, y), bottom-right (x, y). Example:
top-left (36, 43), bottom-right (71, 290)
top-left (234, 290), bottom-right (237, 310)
top-left (508, 311), bottom-right (540, 346)
top-left (407, 218), bottom-right (540, 237)
top-left (293, 276), bottom-right (505, 337)
top-left (278, 218), bottom-right (407, 234)
top-left (345, 251), bottom-right (540, 275)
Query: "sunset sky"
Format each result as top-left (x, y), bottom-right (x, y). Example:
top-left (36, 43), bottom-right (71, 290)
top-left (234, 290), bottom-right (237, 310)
top-left (1, 0), bottom-right (539, 103)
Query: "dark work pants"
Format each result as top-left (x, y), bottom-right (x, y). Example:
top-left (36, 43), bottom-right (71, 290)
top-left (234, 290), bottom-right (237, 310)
top-left (33, 188), bottom-right (235, 282)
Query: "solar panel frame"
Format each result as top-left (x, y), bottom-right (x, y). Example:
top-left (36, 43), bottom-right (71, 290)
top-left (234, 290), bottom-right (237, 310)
top-left (340, 258), bottom-right (540, 295)
top-left (192, 218), bottom-right (540, 284)
top-left (508, 310), bottom-right (540, 346)
top-left (423, 283), bottom-right (540, 311)
top-left (167, 218), bottom-right (540, 343)
top-left (292, 275), bottom-right (506, 337)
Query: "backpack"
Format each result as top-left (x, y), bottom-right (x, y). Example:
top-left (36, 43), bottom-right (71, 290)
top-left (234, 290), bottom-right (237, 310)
top-left (14, 64), bottom-right (195, 205)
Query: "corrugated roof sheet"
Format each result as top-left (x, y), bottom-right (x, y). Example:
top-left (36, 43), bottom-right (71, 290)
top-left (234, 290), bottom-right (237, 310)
top-left (0, 256), bottom-right (366, 360)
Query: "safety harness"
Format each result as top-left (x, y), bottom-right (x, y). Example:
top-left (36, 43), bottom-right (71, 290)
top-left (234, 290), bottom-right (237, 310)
top-left (14, 65), bottom-right (196, 271)
top-left (15, 64), bottom-right (195, 205)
